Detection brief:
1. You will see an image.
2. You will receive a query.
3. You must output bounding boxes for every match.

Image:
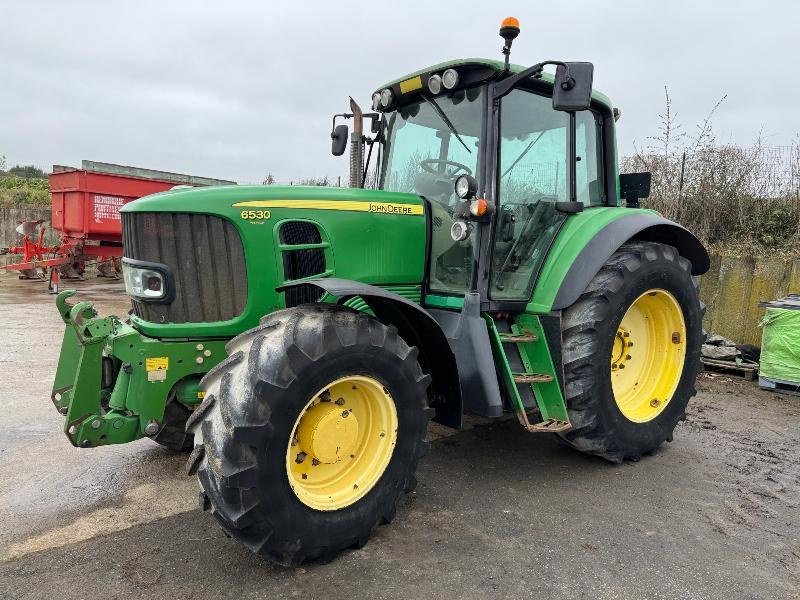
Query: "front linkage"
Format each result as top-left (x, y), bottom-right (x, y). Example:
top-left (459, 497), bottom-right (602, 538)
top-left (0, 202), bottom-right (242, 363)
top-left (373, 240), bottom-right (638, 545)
top-left (52, 290), bottom-right (226, 448)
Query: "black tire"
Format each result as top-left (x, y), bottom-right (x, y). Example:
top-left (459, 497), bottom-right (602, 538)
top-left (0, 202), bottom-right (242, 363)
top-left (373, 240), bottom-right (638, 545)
top-left (559, 241), bottom-right (704, 463)
top-left (191, 303), bottom-right (432, 566)
top-left (152, 394), bottom-right (193, 451)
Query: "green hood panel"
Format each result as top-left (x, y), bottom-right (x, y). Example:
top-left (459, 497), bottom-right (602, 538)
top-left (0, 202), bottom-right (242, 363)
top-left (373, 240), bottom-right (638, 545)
top-left (124, 186), bottom-right (427, 338)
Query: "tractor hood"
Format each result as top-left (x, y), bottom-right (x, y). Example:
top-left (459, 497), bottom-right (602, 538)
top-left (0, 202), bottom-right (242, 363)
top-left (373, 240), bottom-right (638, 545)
top-left (121, 185), bottom-right (427, 339)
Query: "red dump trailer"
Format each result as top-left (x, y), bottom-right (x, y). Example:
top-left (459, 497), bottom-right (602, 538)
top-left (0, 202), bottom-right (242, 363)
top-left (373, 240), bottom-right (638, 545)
top-left (2, 160), bottom-right (234, 290)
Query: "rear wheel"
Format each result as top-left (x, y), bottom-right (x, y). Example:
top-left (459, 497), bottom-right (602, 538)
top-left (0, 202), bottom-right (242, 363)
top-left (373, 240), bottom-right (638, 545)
top-left (559, 242), bottom-right (703, 462)
top-left (190, 304), bottom-right (432, 566)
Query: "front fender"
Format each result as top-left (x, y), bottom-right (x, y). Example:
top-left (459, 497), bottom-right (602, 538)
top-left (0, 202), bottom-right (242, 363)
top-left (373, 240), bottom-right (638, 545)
top-left (277, 278), bottom-right (462, 427)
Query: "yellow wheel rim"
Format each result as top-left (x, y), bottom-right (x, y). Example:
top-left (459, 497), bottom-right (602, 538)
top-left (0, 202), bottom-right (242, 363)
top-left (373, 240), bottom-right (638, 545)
top-left (611, 289), bottom-right (687, 423)
top-left (286, 375), bottom-right (398, 511)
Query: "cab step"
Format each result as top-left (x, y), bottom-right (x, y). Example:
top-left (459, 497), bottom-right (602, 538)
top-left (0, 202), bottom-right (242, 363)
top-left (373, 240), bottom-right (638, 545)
top-left (499, 332), bottom-right (538, 343)
top-left (527, 418), bottom-right (571, 433)
top-left (512, 372), bottom-right (553, 384)
top-left (484, 314), bottom-right (571, 434)
top-left (514, 412), bottom-right (572, 433)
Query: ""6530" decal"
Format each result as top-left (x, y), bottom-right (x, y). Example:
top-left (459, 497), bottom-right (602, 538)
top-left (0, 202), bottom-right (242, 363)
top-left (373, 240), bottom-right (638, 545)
top-left (240, 209), bottom-right (271, 221)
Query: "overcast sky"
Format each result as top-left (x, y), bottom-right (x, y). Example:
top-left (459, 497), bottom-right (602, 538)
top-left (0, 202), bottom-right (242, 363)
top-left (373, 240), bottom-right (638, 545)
top-left (1, 1), bottom-right (797, 183)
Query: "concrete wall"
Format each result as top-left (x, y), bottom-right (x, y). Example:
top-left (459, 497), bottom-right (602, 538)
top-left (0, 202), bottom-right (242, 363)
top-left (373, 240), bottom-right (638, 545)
top-left (0, 205), bottom-right (58, 268)
top-left (700, 254), bottom-right (800, 347)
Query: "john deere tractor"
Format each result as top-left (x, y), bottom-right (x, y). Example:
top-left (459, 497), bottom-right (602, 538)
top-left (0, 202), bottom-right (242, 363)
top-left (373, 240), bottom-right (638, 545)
top-left (51, 18), bottom-right (708, 565)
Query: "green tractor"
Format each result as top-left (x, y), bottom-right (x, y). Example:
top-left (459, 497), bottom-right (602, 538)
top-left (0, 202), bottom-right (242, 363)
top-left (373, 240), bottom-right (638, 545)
top-left (52, 18), bottom-right (708, 565)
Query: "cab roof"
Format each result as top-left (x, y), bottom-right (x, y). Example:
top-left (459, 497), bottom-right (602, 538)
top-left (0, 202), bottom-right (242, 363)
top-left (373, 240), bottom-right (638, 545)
top-left (375, 58), bottom-right (614, 111)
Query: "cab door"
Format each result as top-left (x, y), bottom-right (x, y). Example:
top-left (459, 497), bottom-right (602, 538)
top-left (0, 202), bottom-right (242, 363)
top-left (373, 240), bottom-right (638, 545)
top-left (490, 88), bottom-right (605, 301)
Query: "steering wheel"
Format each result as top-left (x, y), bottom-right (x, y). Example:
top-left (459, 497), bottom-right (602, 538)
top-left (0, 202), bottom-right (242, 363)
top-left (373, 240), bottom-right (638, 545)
top-left (419, 159), bottom-right (472, 177)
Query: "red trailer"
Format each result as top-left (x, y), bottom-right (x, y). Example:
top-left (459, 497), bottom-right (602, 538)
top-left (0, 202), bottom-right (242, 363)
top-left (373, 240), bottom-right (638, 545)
top-left (2, 160), bottom-right (234, 290)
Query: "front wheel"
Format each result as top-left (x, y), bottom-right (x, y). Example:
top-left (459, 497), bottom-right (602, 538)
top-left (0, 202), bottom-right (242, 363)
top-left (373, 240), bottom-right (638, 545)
top-left (559, 242), bottom-right (704, 463)
top-left (189, 304), bottom-right (432, 566)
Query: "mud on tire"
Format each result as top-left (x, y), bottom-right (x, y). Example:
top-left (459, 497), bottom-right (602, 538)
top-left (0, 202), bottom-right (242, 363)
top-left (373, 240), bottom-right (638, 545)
top-left (559, 241), bottom-right (704, 463)
top-left (189, 303), bottom-right (432, 566)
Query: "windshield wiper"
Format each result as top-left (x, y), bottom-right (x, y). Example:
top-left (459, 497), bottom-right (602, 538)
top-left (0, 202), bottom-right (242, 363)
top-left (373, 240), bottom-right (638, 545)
top-left (422, 95), bottom-right (471, 154)
top-left (501, 130), bottom-right (545, 178)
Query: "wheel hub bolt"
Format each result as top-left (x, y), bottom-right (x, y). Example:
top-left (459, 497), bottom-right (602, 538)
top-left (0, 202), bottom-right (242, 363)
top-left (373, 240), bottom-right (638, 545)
top-left (650, 398), bottom-right (660, 407)
top-left (341, 410), bottom-right (349, 418)
top-left (295, 451), bottom-right (307, 464)
top-left (619, 364), bottom-right (626, 369)
top-left (672, 332), bottom-right (681, 344)
top-left (335, 398), bottom-right (345, 406)
top-left (312, 458), bottom-right (320, 466)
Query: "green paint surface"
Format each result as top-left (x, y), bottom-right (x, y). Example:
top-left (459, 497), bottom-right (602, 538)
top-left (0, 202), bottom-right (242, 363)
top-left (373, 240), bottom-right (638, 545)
top-left (484, 313), bottom-right (568, 423)
top-left (123, 185), bottom-right (427, 339)
top-left (526, 206), bottom-right (656, 313)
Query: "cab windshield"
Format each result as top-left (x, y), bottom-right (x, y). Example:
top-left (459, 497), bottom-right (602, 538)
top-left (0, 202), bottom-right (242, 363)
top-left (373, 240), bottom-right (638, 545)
top-left (378, 86), bottom-right (484, 294)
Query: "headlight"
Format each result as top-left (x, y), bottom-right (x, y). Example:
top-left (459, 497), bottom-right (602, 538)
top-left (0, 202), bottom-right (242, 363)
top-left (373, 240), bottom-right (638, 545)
top-left (372, 92), bottom-right (382, 111)
top-left (442, 69), bottom-right (459, 90)
top-left (380, 88), bottom-right (393, 108)
top-left (427, 74), bottom-right (442, 94)
top-left (122, 260), bottom-right (170, 301)
top-left (454, 174), bottom-right (477, 200)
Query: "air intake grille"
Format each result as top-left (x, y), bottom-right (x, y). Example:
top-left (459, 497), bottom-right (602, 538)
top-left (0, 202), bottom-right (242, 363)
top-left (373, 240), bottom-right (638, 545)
top-left (280, 221), bottom-right (326, 307)
top-left (280, 221), bottom-right (322, 245)
top-left (122, 212), bottom-right (247, 323)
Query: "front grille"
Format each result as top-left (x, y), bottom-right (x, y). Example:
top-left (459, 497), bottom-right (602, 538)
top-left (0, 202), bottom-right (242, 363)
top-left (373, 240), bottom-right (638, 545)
top-left (122, 212), bottom-right (247, 323)
top-left (280, 221), bottom-right (325, 307)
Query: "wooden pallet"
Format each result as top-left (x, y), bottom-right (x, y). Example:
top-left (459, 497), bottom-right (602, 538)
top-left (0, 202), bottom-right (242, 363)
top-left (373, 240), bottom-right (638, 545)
top-left (701, 357), bottom-right (759, 380)
top-left (759, 375), bottom-right (800, 396)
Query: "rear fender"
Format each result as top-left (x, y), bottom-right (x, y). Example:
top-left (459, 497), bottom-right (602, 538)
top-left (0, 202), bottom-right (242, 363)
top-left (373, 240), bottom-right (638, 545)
top-left (551, 214), bottom-right (709, 311)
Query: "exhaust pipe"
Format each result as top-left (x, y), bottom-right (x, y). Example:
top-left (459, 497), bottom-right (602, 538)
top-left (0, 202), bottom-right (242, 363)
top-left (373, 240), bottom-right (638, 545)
top-left (348, 97), bottom-right (364, 188)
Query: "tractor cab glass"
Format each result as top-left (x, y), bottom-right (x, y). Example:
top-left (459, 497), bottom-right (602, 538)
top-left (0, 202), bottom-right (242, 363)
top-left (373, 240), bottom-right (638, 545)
top-left (491, 88), bottom-right (605, 300)
top-left (378, 86), bottom-right (484, 295)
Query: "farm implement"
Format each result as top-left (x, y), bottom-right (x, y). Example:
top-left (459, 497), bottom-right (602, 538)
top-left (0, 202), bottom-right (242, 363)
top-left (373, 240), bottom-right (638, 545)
top-left (2, 161), bottom-right (234, 289)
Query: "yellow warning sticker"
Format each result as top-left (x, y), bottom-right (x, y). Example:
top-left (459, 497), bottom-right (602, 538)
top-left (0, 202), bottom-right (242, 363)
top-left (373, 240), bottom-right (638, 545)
top-left (146, 357), bottom-right (169, 371)
top-left (399, 76), bottom-right (422, 94)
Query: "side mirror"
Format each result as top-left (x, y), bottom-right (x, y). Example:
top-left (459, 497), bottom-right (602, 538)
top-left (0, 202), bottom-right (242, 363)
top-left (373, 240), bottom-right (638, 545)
top-left (331, 124), bottom-right (348, 156)
top-left (619, 172), bottom-right (652, 208)
top-left (553, 62), bottom-right (594, 111)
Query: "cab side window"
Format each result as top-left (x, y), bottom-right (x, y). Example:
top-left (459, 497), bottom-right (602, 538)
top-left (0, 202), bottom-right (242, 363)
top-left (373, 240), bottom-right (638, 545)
top-left (575, 110), bottom-right (605, 205)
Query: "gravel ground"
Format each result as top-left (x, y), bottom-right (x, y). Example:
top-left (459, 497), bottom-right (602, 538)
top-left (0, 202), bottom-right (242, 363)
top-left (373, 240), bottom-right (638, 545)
top-left (0, 275), bottom-right (798, 599)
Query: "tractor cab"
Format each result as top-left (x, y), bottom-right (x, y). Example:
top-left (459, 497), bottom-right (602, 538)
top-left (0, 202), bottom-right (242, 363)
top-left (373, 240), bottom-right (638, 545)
top-left (332, 19), bottom-right (616, 309)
